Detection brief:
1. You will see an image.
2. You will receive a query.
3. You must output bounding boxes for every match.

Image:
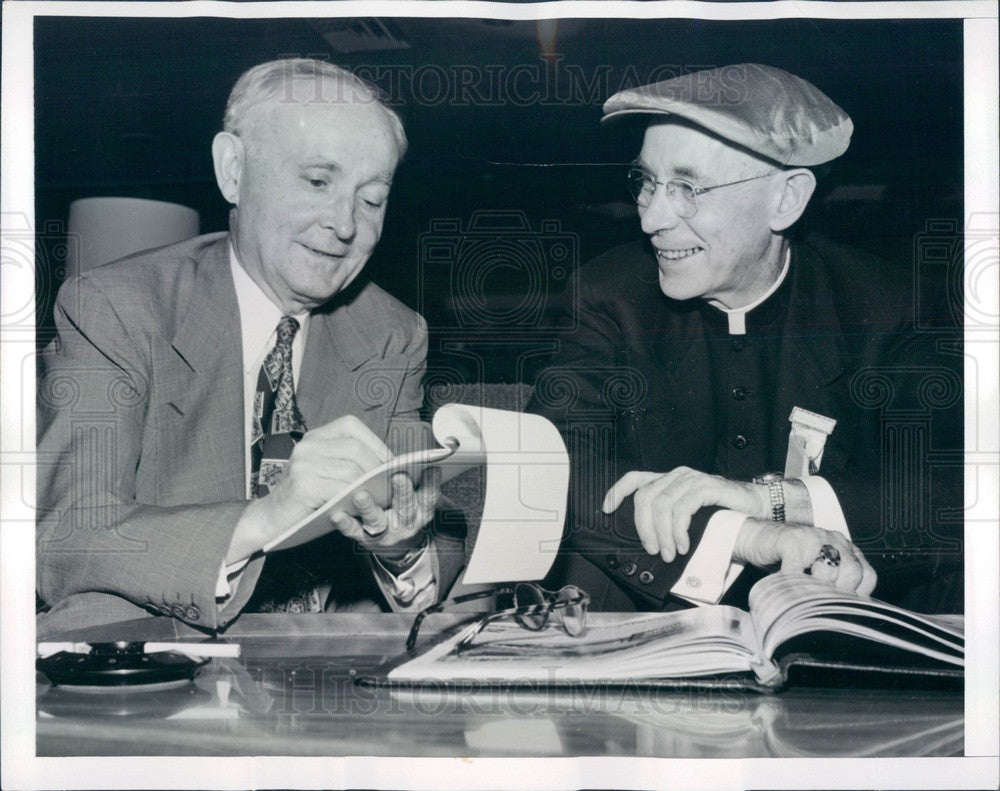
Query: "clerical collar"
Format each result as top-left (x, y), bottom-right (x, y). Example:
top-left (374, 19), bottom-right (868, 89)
top-left (710, 246), bottom-right (791, 335)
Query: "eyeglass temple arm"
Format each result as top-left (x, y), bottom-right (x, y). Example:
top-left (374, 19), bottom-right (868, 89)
top-left (450, 586), bottom-right (515, 608)
top-left (405, 586), bottom-right (515, 652)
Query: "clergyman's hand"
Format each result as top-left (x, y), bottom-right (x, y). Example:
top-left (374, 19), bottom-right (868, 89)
top-left (603, 467), bottom-right (771, 563)
top-left (733, 519), bottom-right (877, 596)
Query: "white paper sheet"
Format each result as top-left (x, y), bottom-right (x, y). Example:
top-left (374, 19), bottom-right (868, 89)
top-left (442, 406), bottom-right (569, 585)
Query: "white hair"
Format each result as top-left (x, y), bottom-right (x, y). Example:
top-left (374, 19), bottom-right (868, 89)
top-left (222, 58), bottom-right (407, 158)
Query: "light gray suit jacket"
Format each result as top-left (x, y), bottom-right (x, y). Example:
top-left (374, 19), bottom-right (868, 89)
top-left (37, 232), bottom-right (454, 636)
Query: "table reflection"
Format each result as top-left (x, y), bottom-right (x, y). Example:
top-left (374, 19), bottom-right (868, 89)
top-left (36, 614), bottom-right (963, 757)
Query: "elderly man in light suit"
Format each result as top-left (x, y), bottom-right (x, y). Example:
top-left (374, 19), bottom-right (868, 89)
top-left (37, 59), bottom-right (462, 636)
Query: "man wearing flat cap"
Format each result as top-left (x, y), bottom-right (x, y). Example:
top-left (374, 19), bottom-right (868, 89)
top-left (530, 64), bottom-right (962, 612)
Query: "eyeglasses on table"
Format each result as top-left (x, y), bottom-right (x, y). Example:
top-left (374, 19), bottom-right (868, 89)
top-left (405, 582), bottom-right (590, 654)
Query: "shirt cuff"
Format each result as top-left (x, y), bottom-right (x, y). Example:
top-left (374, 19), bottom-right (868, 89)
top-left (370, 543), bottom-right (438, 612)
top-left (666, 477), bottom-right (848, 608)
top-left (215, 558), bottom-right (250, 604)
top-left (670, 510), bottom-right (748, 606)
top-left (800, 475), bottom-right (851, 538)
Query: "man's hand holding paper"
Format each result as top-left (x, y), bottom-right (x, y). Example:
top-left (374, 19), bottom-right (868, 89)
top-left (229, 415), bottom-right (422, 563)
top-left (239, 402), bottom-right (569, 584)
top-left (333, 468), bottom-right (442, 561)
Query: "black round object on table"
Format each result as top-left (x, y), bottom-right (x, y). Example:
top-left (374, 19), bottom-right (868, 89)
top-left (37, 641), bottom-right (207, 690)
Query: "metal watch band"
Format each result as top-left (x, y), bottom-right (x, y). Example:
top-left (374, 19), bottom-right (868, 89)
top-left (767, 480), bottom-right (786, 522)
top-left (753, 472), bottom-right (786, 522)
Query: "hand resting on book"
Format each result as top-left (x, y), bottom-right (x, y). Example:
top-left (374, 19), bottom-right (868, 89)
top-left (733, 519), bottom-right (877, 596)
top-left (603, 466), bottom-right (813, 563)
top-left (592, 465), bottom-right (876, 596)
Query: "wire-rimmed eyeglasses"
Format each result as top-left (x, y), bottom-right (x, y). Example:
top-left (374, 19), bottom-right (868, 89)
top-left (405, 582), bottom-right (589, 653)
top-left (626, 166), bottom-right (779, 218)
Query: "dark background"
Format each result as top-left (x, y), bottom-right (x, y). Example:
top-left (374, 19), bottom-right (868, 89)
top-left (33, 15), bottom-right (964, 381)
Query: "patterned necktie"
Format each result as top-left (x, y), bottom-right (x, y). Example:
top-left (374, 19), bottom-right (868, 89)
top-left (248, 316), bottom-right (325, 613)
top-left (251, 316), bottom-right (307, 498)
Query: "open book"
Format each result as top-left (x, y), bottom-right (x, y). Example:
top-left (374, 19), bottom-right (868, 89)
top-left (387, 573), bottom-right (963, 691)
top-left (263, 403), bottom-right (569, 586)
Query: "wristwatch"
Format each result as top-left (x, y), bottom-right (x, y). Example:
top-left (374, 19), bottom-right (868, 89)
top-left (753, 472), bottom-right (786, 522)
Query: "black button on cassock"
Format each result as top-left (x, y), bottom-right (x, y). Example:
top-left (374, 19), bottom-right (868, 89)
top-left (732, 386), bottom-right (747, 400)
top-left (606, 556), bottom-right (620, 569)
top-left (638, 570), bottom-right (655, 585)
top-left (731, 338), bottom-right (746, 352)
top-left (733, 434), bottom-right (748, 449)
top-left (621, 562), bottom-right (638, 576)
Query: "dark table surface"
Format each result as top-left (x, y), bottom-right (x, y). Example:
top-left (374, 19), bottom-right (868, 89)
top-left (36, 613), bottom-right (963, 758)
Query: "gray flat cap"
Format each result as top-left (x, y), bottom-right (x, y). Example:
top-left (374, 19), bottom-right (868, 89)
top-left (603, 63), bottom-right (852, 166)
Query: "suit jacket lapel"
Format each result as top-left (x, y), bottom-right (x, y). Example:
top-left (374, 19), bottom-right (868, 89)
top-left (782, 241), bottom-right (852, 390)
top-left (297, 284), bottom-right (379, 429)
top-left (162, 236), bottom-right (246, 498)
top-left (771, 241), bottom-right (855, 473)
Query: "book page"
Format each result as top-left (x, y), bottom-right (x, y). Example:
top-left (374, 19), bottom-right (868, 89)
top-left (747, 573), bottom-right (964, 666)
top-left (263, 404), bottom-right (569, 583)
top-left (390, 607), bottom-right (758, 683)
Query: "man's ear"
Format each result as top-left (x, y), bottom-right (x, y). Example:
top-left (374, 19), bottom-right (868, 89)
top-left (212, 132), bottom-right (245, 205)
top-left (768, 168), bottom-right (816, 233)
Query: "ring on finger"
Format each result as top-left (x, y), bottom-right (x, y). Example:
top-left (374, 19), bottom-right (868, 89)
top-left (362, 520), bottom-right (389, 538)
top-left (814, 543), bottom-right (841, 568)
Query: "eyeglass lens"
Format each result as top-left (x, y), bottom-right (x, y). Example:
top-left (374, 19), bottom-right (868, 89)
top-left (626, 169), bottom-right (697, 216)
top-left (513, 582), bottom-right (549, 631)
top-left (512, 582), bottom-right (587, 636)
top-left (556, 585), bottom-right (587, 637)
